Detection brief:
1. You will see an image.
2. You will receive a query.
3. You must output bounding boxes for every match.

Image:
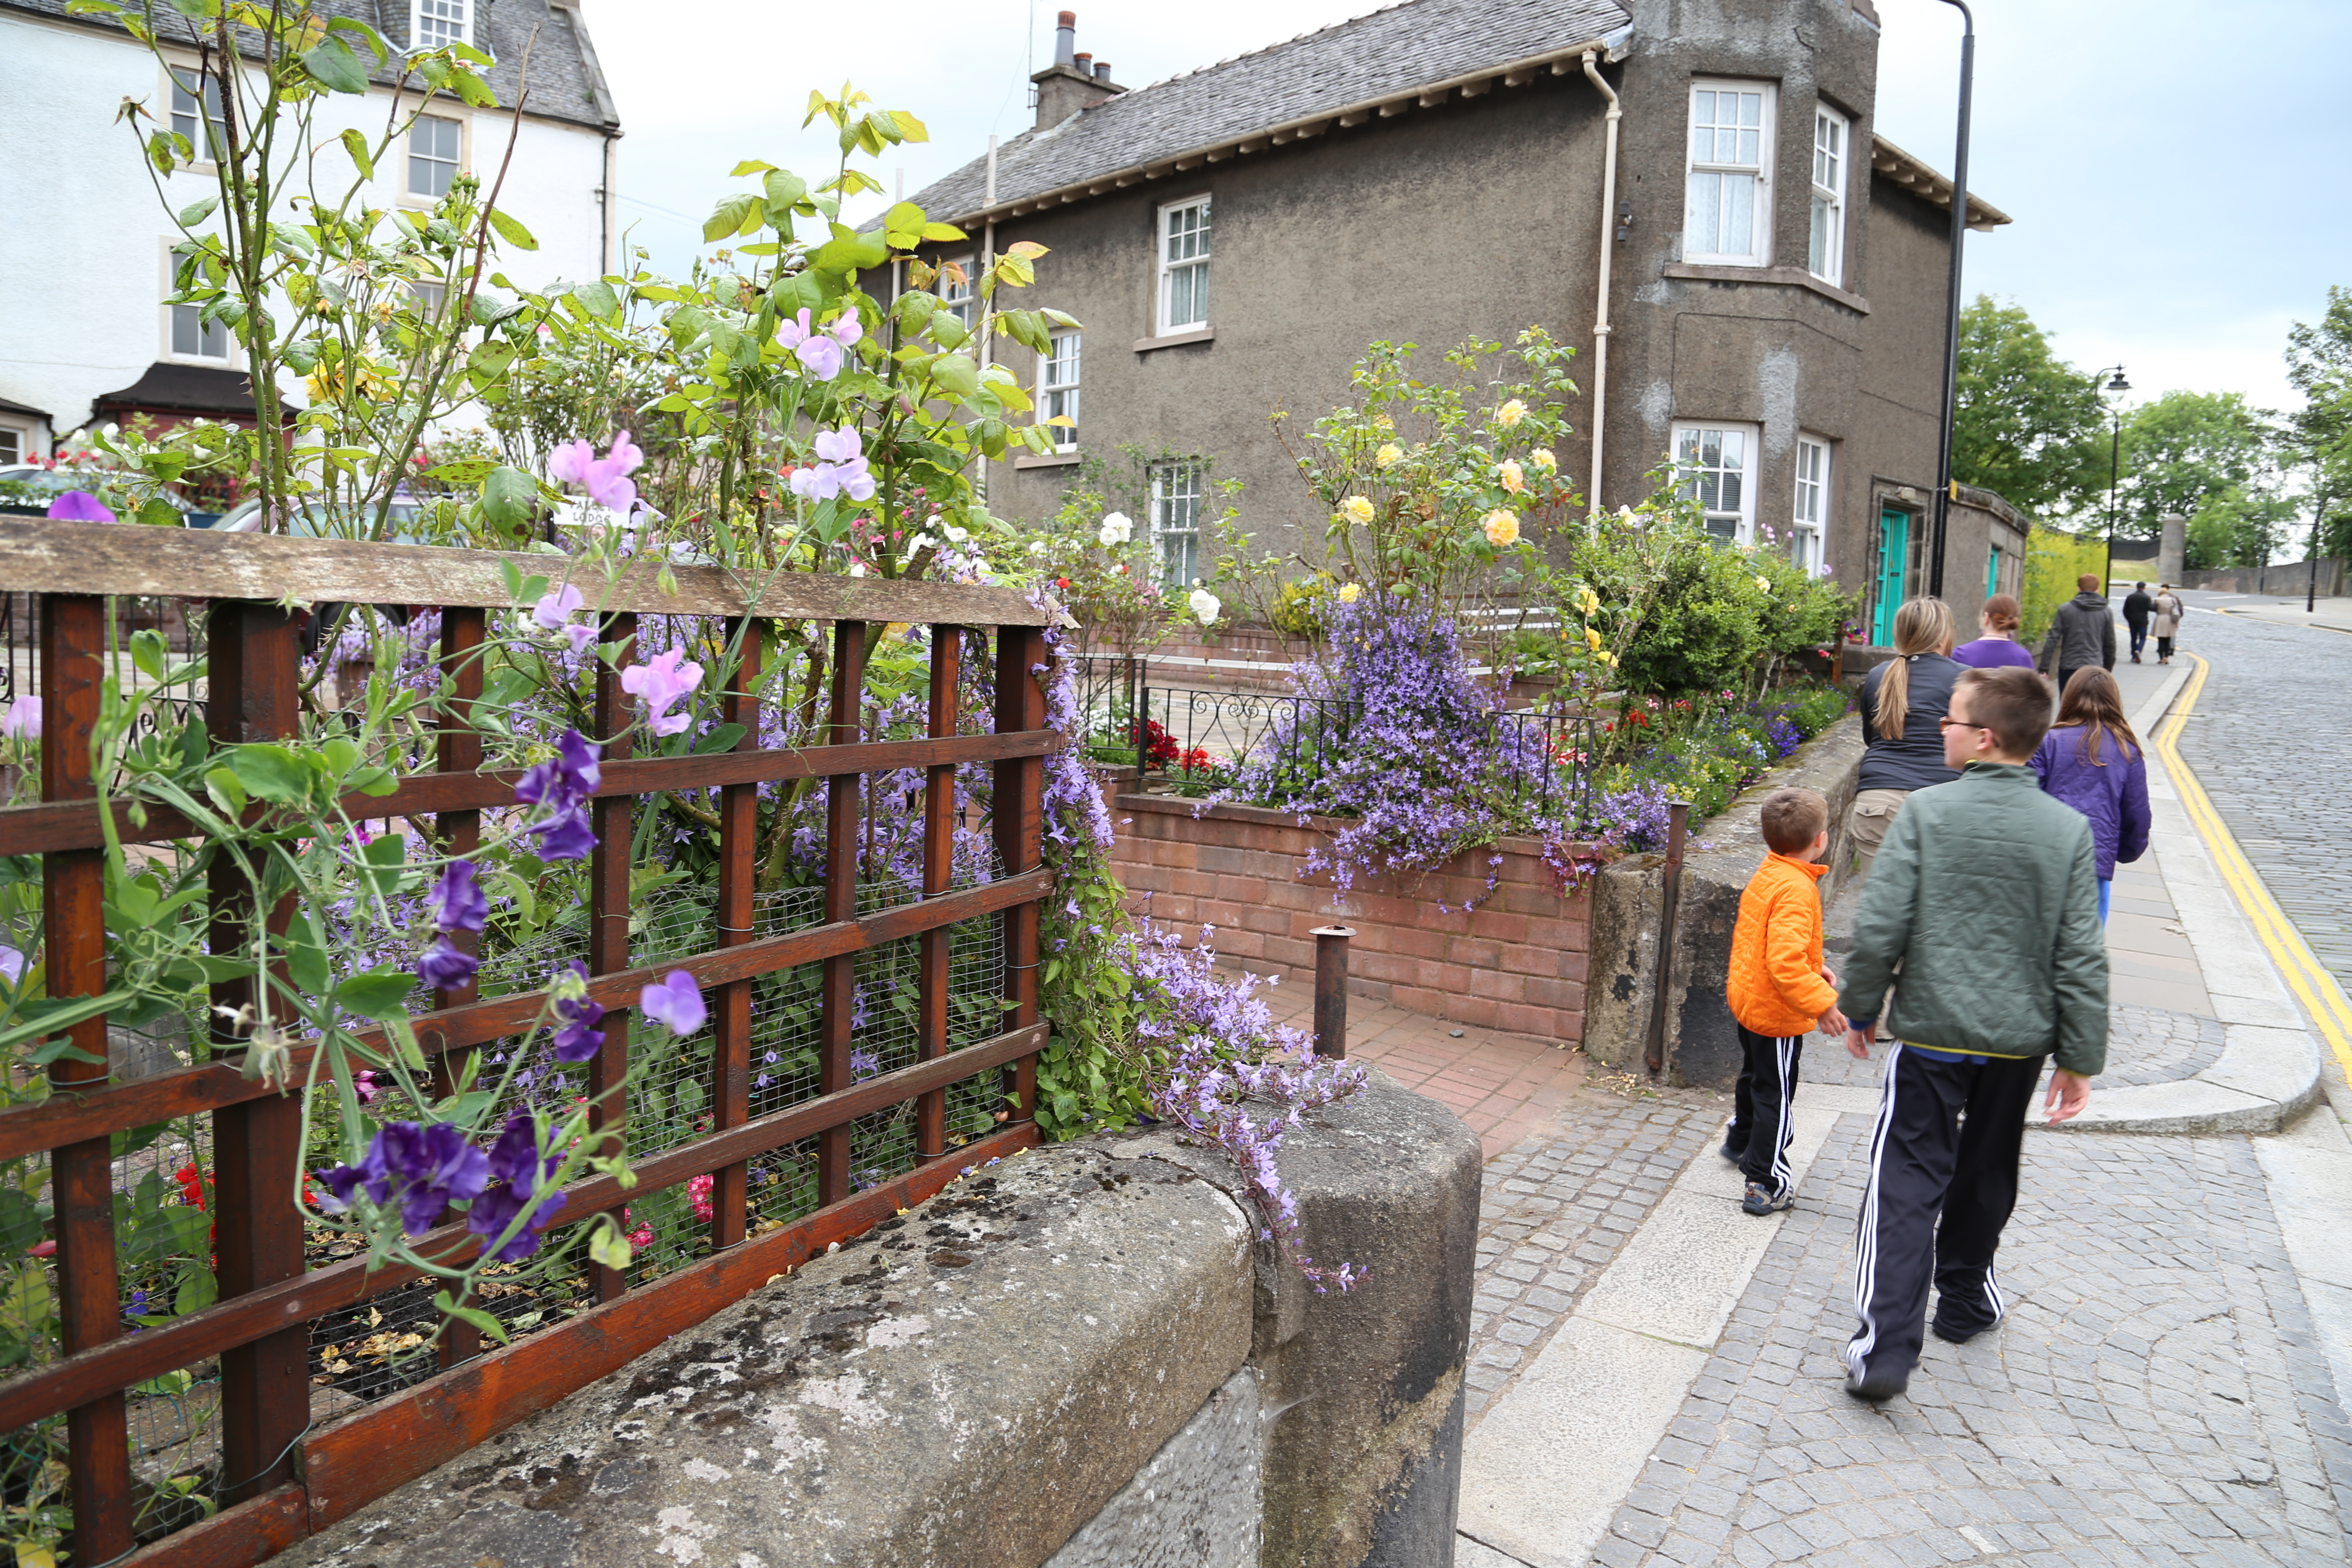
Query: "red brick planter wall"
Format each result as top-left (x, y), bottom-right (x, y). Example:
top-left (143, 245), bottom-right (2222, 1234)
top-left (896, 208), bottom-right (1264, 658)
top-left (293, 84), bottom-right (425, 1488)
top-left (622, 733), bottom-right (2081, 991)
top-left (1108, 791), bottom-right (1596, 1043)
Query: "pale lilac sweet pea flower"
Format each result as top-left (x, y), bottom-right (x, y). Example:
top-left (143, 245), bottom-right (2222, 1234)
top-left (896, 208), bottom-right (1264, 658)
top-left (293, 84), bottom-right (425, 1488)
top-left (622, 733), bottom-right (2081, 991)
top-left (776, 309), bottom-right (863, 381)
top-left (786, 426), bottom-right (876, 504)
top-left (0, 946), bottom-right (24, 989)
top-left (46, 491), bottom-right (114, 522)
top-left (2, 696), bottom-right (37, 739)
top-left (533, 585), bottom-right (599, 656)
top-left (546, 440), bottom-right (594, 487)
top-left (547, 433), bottom-right (643, 512)
top-left (619, 647), bottom-right (703, 737)
top-left (640, 970), bottom-right (706, 1037)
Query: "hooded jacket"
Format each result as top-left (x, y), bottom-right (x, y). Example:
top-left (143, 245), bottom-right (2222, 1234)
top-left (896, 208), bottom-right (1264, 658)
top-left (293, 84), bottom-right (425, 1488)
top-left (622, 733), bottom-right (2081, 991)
top-left (1726, 852), bottom-right (1838, 1036)
top-left (2039, 591), bottom-right (2116, 675)
top-left (1837, 762), bottom-right (2108, 1075)
top-left (2032, 723), bottom-right (2151, 880)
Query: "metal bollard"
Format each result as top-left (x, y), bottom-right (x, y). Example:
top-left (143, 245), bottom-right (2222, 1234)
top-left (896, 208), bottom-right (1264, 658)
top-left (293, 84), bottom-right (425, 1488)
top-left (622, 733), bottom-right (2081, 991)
top-left (1310, 925), bottom-right (1355, 1059)
top-left (1642, 799), bottom-right (1692, 1080)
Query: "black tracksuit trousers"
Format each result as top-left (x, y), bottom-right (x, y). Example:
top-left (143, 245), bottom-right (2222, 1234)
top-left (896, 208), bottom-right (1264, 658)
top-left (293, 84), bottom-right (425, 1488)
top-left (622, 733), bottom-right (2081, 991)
top-left (1845, 1044), bottom-right (2045, 1384)
top-left (1730, 1026), bottom-right (1804, 1198)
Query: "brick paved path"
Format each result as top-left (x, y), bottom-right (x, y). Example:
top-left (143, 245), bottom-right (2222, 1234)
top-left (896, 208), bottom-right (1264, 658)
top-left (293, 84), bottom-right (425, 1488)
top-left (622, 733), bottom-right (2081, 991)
top-left (1591, 1112), bottom-right (2352, 1567)
top-left (2172, 598), bottom-right (2352, 995)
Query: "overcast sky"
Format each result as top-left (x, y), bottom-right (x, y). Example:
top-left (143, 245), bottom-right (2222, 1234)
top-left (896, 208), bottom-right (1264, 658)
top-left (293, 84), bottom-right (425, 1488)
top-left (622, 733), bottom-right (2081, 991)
top-left (574, 0), bottom-right (2346, 416)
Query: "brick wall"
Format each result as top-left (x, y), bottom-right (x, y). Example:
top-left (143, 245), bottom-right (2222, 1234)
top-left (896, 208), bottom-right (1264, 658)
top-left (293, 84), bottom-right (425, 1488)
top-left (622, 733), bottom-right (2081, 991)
top-left (1108, 791), bottom-right (1595, 1043)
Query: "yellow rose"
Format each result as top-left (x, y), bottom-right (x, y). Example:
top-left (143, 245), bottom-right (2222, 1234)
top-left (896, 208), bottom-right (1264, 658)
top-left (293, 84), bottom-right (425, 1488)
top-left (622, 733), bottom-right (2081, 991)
top-left (1375, 442), bottom-right (1403, 469)
top-left (1338, 582), bottom-right (1363, 603)
top-left (1341, 495), bottom-right (1375, 524)
top-left (1577, 587), bottom-right (1601, 616)
top-left (1494, 399), bottom-right (1528, 429)
top-left (1755, 575), bottom-right (1773, 593)
top-left (1599, 650), bottom-right (1619, 668)
top-left (1585, 627), bottom-right (1604, 652)
top-left (1533, 449), bottom-right (1557, 472)
top-left (1482, 509), bottom-right (1520, 547)
top-left (1497, 459), bottom-right (1525, 495)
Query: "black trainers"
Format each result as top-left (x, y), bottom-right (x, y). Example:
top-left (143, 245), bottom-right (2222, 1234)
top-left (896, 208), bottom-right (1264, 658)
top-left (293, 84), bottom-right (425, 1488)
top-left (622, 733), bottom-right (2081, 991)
top-left (1845, 1366), bottom-right (1909, 1403)
top-left (1741, 1182), bottom-right (1792, 1216)
top-left (1719, 1138), bottom-right (1747, 1165)
top-left (1932, 1315), bottom-right (2000, 1346)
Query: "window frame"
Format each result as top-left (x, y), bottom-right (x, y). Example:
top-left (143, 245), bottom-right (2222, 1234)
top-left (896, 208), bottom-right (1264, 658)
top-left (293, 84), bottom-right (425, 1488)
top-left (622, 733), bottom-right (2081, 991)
top-left (1148, 460), bottom-right (1206, 588)
top-left (0, 427), bottom-right (23, 467)
top-left (1669, 420), bottom-right (1761, 545)
top-left (1039, 331), bottom-right (1080, 452)
top-left (1683, 80), bottom-right (1776, 268)
top-left (1157, 194), bottom-right (1213, 334)
top-left (405, 112), bottom-right (466, 202)
top-left (166, 300), bottom-right (231, 364)
top-left (1792, 433), bottom-right (1831, 575)
top-left (165, 63), bottom-right (227, 166)
top-left (1808, 104), bottom-right (1849, 286)
top-left (412, 0), bottom-right (469, 50)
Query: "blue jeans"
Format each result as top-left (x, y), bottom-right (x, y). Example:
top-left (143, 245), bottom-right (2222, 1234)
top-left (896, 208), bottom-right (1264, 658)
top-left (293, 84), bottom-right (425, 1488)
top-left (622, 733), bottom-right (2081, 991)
top-left (2099, 879), bottom-right (2112, 922)
top-left (2128, 625), bottom-right (2148, 657)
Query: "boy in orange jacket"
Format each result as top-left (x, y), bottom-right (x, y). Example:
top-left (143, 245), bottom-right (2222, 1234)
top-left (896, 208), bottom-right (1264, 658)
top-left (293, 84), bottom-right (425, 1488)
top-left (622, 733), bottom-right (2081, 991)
top-left (1723, 787), bottom-right (1848, 1215)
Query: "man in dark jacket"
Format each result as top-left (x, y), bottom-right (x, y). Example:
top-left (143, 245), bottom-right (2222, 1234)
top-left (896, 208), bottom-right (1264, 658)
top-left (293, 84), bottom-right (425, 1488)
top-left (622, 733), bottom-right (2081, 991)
top-left (1836, 666), bottom-right (2107, 1403)
top-left (2121, 582), bottom-right (2154, 662)
top-left (2038, 574), bottom-right (2116, 697)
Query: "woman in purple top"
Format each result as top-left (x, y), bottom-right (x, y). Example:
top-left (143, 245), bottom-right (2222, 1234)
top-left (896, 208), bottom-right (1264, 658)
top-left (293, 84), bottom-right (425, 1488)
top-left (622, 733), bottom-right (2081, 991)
top-left (1951, 594), bottom-right (2039, 670)
top-left (2030, 668), bottom-right (2151, 922)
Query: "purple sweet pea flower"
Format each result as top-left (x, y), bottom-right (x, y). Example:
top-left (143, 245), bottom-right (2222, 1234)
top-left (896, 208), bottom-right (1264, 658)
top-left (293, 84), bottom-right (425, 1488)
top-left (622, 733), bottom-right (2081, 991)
top-left (416, 937), bottom-right (478, 991)
top-left (46, 490), bottom-right (115, 523)
top-left (515, 730), bottom-right (602, 861)
top-left (467, 1112), bottom-right (567, 1263)
top-left (533, 810), bottom-right (598, 861)
top-left (619, 647), bottom-right (703, 738)
top-left (639, 970), bottom-right (706, 1037)
top-left (426, 861), bottom-right (488, 934)
top-left (549, 962), bottom-right (606, 1064)
top-left (531, 584), bottom-right (583, 633)
top-left (3, 696), bottom-right (40, 740)
top-left (320, 1121), bottom-right (490, 1236)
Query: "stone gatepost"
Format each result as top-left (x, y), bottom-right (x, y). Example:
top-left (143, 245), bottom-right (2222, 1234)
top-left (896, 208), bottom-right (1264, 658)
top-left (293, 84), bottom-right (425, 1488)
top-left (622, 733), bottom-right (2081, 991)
top-left (2160, 514), bottom-right (2187, 584)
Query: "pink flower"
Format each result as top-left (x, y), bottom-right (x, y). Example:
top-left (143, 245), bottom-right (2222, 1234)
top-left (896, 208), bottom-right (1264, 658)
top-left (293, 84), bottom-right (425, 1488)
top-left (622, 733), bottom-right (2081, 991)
top-left (46, 491), bottom-right (114, 523)
top-left (547, 432), bottom-right (643, 513)
top-left (687, 1173), bottom-right (714, 1223)
top-left (787, 426), bottom-right (876, 503)
top-left (776, 309), bottom-right (862, 382)
top-left (532, 583), bottom-right (583, 632)
top-left (2, 696), bottom-right (38, 739)
top-left (619, 646), bottom-right (703, 736)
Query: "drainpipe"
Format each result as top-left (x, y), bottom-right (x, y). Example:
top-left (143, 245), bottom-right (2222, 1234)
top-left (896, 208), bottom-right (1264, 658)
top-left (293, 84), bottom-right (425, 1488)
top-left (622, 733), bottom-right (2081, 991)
top-left (598, 129), bottom-right (617, 275)
top-left (1581, 49), bottom-right (1620, 518)
top-left (980, 135), bottom-right (998, 509)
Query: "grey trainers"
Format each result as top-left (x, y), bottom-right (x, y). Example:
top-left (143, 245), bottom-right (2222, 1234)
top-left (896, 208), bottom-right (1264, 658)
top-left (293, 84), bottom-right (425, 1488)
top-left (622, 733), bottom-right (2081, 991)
top-left (1741, 1182), bottom-right (1793, 1216)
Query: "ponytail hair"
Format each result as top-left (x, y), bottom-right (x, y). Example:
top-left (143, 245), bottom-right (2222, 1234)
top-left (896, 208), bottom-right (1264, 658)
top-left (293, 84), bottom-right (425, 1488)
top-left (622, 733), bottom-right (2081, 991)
top-left (1874, 597), bottom-right (1957, 739)
top-left (1981, 594), bottom-right (2021, 634)
top-left (2054, 667), bottom-right (2139, 767)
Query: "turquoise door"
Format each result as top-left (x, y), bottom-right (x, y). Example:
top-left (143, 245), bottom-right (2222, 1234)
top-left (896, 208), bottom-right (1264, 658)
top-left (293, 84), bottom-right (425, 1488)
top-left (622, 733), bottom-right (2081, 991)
top-left (1874, 508), bottom-right (1909, 644)
top-left (1987, 542), bottom-right (2002, 600)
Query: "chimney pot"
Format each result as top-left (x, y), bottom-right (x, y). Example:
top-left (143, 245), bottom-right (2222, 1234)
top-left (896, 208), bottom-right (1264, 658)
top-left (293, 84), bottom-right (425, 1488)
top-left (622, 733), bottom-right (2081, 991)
top-left (1073, 51), bottom-right (1092, 73)
top-left (1054, 12), bottom-right (1075, 66)
top-left (1094, 60), bottom-right (1112, 80)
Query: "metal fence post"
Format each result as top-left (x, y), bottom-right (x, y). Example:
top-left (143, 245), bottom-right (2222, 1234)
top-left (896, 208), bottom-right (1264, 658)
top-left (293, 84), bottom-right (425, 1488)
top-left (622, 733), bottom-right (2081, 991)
top-left (1311, 925), bottom-right (1354, 1059)
top-left (1642, 800), bottom-right (1693, 1079)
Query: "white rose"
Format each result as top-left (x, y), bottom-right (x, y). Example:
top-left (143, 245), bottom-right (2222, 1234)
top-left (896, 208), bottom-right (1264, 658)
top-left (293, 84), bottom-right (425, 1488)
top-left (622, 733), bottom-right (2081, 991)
top-left (1188, 588), bottom-right (1222, 625)
top-left (911, 533), bottom-right (937, 553)
top-left (944, 524), bottom-right (970, 543)
top-left (1098, 511), bottom-right (1134, 546)
top-left (1028, 540), bottom-right (1047, 554)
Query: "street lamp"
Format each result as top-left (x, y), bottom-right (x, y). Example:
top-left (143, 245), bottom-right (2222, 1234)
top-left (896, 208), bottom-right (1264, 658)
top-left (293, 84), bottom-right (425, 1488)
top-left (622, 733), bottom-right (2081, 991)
top-left (1926, 0), bottom-right (1975, 600)
top-left (2096, 366), bottom-right (2130, 591)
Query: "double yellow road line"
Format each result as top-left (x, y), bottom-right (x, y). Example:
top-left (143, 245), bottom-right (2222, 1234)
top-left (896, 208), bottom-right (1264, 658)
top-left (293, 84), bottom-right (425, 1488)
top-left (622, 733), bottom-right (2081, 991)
top-left (2155, 654), bottom-right (2352, 1087)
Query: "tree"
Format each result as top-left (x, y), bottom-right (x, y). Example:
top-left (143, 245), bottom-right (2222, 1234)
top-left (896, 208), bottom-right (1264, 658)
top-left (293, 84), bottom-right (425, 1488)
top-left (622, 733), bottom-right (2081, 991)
top-left (2118, 391), bottom-right (2286, 559)
top-left (1952, 295), bottom-right (2108, 518)
top-left (2286, 286), bottom-right (2352, 560)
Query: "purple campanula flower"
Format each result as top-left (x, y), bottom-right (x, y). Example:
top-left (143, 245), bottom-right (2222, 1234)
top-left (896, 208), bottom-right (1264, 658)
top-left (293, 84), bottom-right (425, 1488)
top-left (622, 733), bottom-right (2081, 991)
top-left (549, 962), bottom-right (606, 1064)
top-left (426, 861), bottom-right (488, 935)
top-left (639, 969), bottom-right (706, 1037)
top-left (321, 1121), bottom-right (490, 1236)
top-left (46, 490), bottom-right (114, 522)
top-left (849, 1047), bottom-right (880, 1081)
top-left (416, 937), bottom-right (478, 991)
top-left (619, 647), bottom-right (703, 738)
top-left (467, 1112), bottom-right (567, 1263)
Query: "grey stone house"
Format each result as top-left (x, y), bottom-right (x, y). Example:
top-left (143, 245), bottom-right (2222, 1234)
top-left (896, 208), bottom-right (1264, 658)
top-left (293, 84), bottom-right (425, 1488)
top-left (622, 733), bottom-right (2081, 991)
top-left (899, 0), bottom-right (2017, 640)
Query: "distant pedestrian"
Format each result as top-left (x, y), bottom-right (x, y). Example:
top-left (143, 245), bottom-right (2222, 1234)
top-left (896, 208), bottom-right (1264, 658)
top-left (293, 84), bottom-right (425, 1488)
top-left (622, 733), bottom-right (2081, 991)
top-left (2122, 581), bottom-right (2154, 663)
top-left (1848, 597), bottom-right (1960, 885)
top-left (1837, 666), bottom-right (2107, 1403)
top-left (2151, 585), bottom-right (2184, 664)
top-left (2037, 573), bottom-right (2116, 697)
top-left (1951, 594), bottom-right (2037, 670)
top-left (1722, 787), bottom-right (1847, 1217)
top-left (2033, 670), bottom-right (2150, 923)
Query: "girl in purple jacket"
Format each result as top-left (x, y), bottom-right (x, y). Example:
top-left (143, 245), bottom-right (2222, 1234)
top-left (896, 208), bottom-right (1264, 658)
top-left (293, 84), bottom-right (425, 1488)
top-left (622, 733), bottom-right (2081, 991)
top-left (2031, 669), bottom-right (2151, 921)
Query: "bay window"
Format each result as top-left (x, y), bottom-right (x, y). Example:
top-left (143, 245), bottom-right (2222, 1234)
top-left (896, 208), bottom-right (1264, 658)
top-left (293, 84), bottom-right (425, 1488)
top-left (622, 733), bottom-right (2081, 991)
top-left (1810, 106), bottom-right (1848, 285)
top-left (1684, 83), bottom-right (1774, 266)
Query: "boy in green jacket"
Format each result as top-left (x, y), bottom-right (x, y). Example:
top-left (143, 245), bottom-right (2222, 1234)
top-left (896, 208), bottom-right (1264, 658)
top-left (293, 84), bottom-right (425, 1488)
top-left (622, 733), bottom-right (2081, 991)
top-left (1837, 665), bottom-right (2108, 1403)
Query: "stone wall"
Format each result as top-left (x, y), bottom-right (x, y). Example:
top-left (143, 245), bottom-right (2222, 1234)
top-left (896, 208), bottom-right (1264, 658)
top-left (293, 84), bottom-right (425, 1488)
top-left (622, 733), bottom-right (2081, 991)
top-left (1109, 792), bottom-right (1594, 1043)
top-left (2182, 558), bottom-right (2344, 597)
top-left (1581, 714), bottom-right (1866, 1085)
top-left (275, 1075), bottom-right (1479, 1568)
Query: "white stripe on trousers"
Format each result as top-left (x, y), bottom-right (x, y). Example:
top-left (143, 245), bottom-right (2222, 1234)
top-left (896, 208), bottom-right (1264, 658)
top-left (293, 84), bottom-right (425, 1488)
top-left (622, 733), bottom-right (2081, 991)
top-left (1766, 1034), bottom-right (1799, 1197)
top-left (1844, 1044), bottom-right (1905, 1376)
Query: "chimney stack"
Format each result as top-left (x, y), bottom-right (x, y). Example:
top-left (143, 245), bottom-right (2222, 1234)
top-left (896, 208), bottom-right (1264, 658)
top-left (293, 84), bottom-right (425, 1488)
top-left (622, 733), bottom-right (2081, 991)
top-left (1030, 12), bottom-right (1124, 132)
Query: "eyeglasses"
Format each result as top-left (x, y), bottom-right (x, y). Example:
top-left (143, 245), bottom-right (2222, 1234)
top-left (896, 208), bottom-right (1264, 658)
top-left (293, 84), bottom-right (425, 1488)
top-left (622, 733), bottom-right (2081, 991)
top-left (1937, 716), bottom-right (1988, 732)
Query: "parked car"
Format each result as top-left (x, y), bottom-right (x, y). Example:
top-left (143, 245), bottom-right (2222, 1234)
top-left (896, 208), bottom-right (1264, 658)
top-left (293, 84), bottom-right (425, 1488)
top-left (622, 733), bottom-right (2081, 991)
top-left (211, 494), bottom-right (429, 542)
top-left (0, 466), bottom-right (191, 524)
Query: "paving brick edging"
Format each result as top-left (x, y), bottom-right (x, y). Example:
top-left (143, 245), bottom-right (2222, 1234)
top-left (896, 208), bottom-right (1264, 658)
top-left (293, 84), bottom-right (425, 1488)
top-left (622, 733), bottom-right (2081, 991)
top-left (1107, 791), bottom-right (1598, 1042)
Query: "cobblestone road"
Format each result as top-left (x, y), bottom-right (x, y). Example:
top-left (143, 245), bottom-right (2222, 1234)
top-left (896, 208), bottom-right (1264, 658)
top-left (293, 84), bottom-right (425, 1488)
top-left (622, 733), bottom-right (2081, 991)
top-left (2172, 597), bottom-right (2352, 995)
top-left (1592, 1109), bottom-right (2352, 1567)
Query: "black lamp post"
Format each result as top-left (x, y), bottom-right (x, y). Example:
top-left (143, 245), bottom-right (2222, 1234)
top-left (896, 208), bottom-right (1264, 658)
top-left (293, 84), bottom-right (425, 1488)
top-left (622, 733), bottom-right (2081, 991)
top-left (2096, 366), bottom-right (2130, 591)
top-left (1926, 0), bottom-right (1974, 600)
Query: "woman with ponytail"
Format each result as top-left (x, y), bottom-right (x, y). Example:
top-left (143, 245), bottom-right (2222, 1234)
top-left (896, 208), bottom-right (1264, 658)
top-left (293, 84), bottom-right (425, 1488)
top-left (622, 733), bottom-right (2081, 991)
top-left (2031, 668), bottom-right (2150, 922)
top-left (1846, 597), bottom-right (1962, 883)
top-left (1952, 594), bottom-right (2037, 670)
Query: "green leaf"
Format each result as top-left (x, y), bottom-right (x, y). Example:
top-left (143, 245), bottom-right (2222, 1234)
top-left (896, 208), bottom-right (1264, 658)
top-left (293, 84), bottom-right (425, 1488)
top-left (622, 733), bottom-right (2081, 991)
top-left (572, 279), bottom-right (618, 321)
top-left (334, 969), bottom-right (419, 1021)
top-left (928, 352), bottom-right (980, 398)
top-left (471, 291), bottom-right (524, 325)
top-left (702, 193), bottom-right (760, 243)
top-left (486, 208), bottom-right (538, 251)
top-left (729, 159), bottom-right (778, 176)
top-left (691, 723), bottom-right (746, 755)
top-left (450, 68), bottom-right (497, 108)
top-left (177, 195), bottom-right (219, 227)
top-left (225, 742), bottom-right (311, 804)
top-left (174, 1267), bottom-right (218, 1316)
top-left (136, 497), bottom-right (183, 528)
top-left (359, 834), bottom-right (408, 896)
top-left (479, 464), bottom-right (540, 533)
top-left (287, 909), bottom-right (331, 997)
top-left (434, 1291), bottom-right (511, 1344)
top-left (338, 127), bottom-right (374, 180)
top-left (301, 37), bottom-right (371, 94)
top-left (111, 1121), bottom-right (169, 1160)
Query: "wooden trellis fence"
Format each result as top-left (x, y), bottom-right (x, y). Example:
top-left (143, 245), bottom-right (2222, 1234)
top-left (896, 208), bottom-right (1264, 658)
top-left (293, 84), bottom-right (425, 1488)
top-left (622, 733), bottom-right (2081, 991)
top-left (0, 520), bottom-right (1055, 1565)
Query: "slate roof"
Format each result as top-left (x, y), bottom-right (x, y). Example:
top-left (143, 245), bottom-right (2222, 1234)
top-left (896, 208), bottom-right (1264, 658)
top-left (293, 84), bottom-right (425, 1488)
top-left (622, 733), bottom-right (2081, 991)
top-left (0, 0), bottom-right (618, 131)
top-left (906, 0), bottom-right (1630, 221)
top-left (92, 363), bottom-right (270, 417)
